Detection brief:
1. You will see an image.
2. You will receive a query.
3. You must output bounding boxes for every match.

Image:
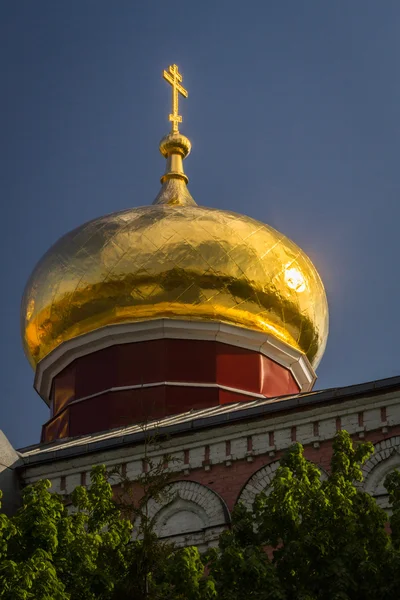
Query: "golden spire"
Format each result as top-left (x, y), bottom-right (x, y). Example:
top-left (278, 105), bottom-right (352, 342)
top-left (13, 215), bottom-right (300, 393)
top-left (153, 64), bottom-right (196, 207)
top-left (163, 64), bottom-right (188, 134)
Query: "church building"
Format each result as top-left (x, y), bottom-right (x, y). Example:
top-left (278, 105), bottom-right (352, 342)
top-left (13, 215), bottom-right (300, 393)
top-left (2, 65), bottom-right (400, 549)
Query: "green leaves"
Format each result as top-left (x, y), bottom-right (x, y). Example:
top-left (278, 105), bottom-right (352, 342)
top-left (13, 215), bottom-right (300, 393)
top-left (0, 465), bottom-right (133, 600)
top-left (1, 432), bottom-right (400, 599)
top-left (208, 431), bottom-right (400, 600)
top-left (0, 460), bottom-right (213, 600)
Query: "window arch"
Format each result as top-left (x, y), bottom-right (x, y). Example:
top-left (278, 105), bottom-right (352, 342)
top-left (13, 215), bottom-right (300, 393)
top-left (237, 461), bottom-right (281, 509)
top-left (238, 460), bottom-right (328, 509)
top-left (145, 480), bottom-right (230, 550)
top-left (362, 437), bottom-right (400, 509)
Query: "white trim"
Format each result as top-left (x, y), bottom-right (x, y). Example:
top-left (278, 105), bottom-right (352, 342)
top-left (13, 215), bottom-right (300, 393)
top-left (52, 380), bottom-right (268, 411)
top-left (238, 461), bottom-right (281, 508)
top-left (21, 390), bottom-right (400, 485)
top-left (145, 480), bottom-right (229, 550)
top-left (35, 319), bottom-right (316, 404)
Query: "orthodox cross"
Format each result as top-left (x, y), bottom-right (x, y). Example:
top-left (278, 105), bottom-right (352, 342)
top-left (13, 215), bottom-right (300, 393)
top-left (163, 64), bottom-right (188, 134)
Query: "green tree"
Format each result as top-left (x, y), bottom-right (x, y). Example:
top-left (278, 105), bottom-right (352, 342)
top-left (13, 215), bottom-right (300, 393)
top-left (207, 431), bottom-right (400, 600)
top-left (2, 431), bottom-right (400, 600)
top-left (0, 463), bottom-right (213, 600)
top-left (110, 451), bottom-right (215, 600)
top-left (0, 465), bottom-right (132, 599)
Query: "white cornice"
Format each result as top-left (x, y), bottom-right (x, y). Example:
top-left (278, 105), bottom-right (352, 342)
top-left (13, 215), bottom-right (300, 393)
top-left (20, 390), bottom-right (400, 482)
top-left (34, 319), bottom-right (316, 404)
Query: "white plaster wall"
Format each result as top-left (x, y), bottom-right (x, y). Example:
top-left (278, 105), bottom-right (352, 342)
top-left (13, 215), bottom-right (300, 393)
top-left (341, 413), bottom-right (359, 434)
top-left (231, 437), bottom-right (247, 459)
top-left (210, 442), bottom-right (226, 464)
top-left (296, 422), bottom-right (314, 445)
top-left (319, 418), bottom-right (337, 440)
top-left (65, 473), bottom-right (81, 494)
top-left (252, 432), bottom-right (270, 454)
top-left (275, 427), bottom-right (291, 450)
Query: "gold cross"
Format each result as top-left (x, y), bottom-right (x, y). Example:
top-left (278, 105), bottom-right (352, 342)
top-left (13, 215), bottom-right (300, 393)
top-left (163, 64), bottom-right (188, 134)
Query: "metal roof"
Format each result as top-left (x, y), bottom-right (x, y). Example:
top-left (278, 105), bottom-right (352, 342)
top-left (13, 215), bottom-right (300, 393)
top-left (18, 373), bottom-right (400, 465)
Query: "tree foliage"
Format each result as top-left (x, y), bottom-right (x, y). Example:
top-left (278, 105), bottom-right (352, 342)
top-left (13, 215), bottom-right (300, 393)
top-left (1, 431), bottom-right (400, 599)
top-left (0, 466), bottom-right (132, 599)
top-left (207, 431), bottom-right (400, 600)
top-left (0, 464), bottom-right (212, 600)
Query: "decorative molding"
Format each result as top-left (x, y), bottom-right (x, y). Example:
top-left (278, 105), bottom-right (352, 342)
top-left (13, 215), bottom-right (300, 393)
top-left (20, 393), bottom-right (400, 491)
top-left (55, 380), bottom-right (268, 410)
top-left (145, 480), bottom-right (230, 547)
top-left (362, 436), bottom-right (400, 506)
top-left (237, 461), bottom-right (281, 509)
top-left (362, 437), bottom-right (400, 478)
top-left (237, 461), bottom-right (329, 510)
top-left (34, 319), bottom-right (316, 403)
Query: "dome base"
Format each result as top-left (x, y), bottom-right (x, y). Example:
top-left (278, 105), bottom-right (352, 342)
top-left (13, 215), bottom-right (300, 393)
top-left (41, 337), bottom-right (301, 442)
top-left (35, 319), bottom-right (316, 443)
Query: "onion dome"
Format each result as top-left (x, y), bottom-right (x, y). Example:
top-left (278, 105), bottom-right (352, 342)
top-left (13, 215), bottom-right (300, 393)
top-left (21, 66), bottom-right (328, 372)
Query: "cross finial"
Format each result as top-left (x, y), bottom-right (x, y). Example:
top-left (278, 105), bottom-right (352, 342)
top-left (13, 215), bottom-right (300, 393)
top-left (163, 64), bottom-right (188, 134)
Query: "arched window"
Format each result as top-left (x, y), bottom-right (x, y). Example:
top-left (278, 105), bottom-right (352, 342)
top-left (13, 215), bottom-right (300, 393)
top-left (145, 480), bottom-right (230, 550)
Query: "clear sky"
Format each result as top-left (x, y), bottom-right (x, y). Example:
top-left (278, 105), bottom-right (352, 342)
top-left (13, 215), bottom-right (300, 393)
top-left (1, 1), bottom-right (400, 449)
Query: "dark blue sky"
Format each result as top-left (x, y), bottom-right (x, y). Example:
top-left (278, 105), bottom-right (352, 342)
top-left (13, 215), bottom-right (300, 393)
top-left (2, 1), bottom-right (400, 448)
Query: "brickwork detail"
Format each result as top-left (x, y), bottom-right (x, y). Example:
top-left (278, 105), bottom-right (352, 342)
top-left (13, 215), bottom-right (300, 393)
top-left (237, 459), bottom-right (330, 510)
top-left (362, 436), bottom-right (400, 507)
top-left (146, 480), bottom-right (229, 547)
top-left (21, 391), bottom-right (400, 541)
top-left (238, 461), bottom-right (280, 509)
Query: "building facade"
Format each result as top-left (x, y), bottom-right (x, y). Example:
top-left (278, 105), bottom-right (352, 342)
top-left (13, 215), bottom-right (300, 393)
top-left (2, 65), bottom-right (400, 549)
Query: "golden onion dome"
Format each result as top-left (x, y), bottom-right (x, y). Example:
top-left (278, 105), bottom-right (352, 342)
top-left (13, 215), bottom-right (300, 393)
top-left (21, 65), bottom-right (329, 370)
